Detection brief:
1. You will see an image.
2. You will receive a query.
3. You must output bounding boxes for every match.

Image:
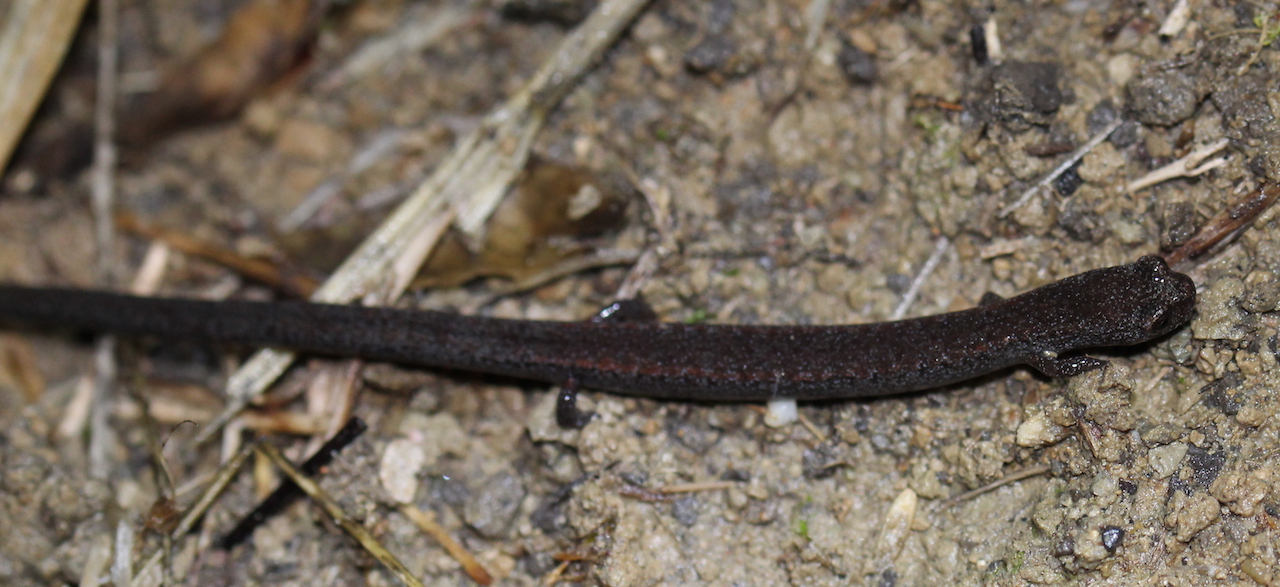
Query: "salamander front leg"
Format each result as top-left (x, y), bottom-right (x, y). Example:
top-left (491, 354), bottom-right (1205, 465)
top-left (555, 297), bottom-right (660, 429)
top-left (1028, 353), bottom-right (1108, 377)
top-left (978, 292), bottom-right (1005, 306)
top-left (555, 377), bottom-right (593, 429)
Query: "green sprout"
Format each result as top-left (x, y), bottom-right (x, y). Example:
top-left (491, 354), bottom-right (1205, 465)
top-left (1255, 12), bottom-right (1280, 47)
top-left (684, 308), bottom-right (710, 324)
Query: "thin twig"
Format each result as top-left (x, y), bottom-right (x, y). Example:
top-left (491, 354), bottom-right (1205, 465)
top-left (301, 360), bottom-right (364, 458)
top-left (939, 464), bottom-right (1051, 510)
top-left (88, 338), bottom-right (116, 480)
top-left (219, 417), bottom-right (368, 549)
top-left (466, 248), bottom-right (643, 310)
top-left (56, 376), bottom-right (95, 439)
top-left (399, 503), bottom-right (494, 585)
top-left (620, 480), bottom-right (741, 502)
top-left (998, 119), bottom-right (1122, 217)
top-left (795, 411), bottom-right (828, 444)
top-left (1140, 365), bottom-right (1173, 395)
top-left (111, 520), bottom-right (135, 587)
top-left (542, 560), bottom-right (573, 586)
top-left (132, 441), bottom-right (256, 587)
top-left (279, 128), bottom-right (408, 231)
top-left (1124, 138), bottom-right (1229, 194)
top-left (256, 443), bottom-right (425, 587)
top-left (609, 174), bottom-right (673, 301)
top-left (1163, 183), bottom-right (1280, 267)
top-left (618, 484), bottom-right (680, 502)
top-left (79, 534), bottom-right (113, 587)
top-left (655, 481), bottom-right (740, 494)
top-left (319, 4), bottom-right (480, 90)
top-left (123, 285), bottom-right (208, 582)
top-left (92, 0), bottom-right (118, 284)
top-left (126, 381), bottom-right (178, 506)
top-left (891, 236), bottom-right (949, 320)
top-left (803, 0), bottom-right (831, 51)
top-left (129, 242), bottom-right (171, 295)
top-left (1157, 0), bottom-right (1191, 37)
top-left (116, 212), bottom-right (319, 297)
top-left (87, 0), bottom-right (121, 482)
top-left (0, 334), bottom-right (45, 402)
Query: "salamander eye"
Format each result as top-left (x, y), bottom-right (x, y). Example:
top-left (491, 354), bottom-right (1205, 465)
top-left (1144, 308), bottom-right (1169, 333)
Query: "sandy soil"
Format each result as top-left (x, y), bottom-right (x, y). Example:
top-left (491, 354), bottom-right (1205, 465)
top-left (1, 0), bottom-right (1279, 585)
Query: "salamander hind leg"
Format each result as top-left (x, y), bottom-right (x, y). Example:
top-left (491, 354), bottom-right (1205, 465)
top-left (591, 296), bottom-right (658, 323)
top-left (555, 378), bottom-right (594, 429)
top-left (554, 298), bottom-right (658, 429)
top-left (559, 298), bottom-right (658, 429)
top-left (1028, 353), bottom-right (1108, 377)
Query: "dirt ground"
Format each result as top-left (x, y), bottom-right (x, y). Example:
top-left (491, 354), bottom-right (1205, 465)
top-left (2, 0), bottom-right (1280, 585)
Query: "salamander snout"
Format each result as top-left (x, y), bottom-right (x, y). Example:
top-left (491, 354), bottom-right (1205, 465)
top-left (1136, 255), bottom-right (1197, 337)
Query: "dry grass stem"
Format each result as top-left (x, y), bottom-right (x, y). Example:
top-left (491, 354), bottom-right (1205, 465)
top-left (195, 0), bottom-right (652, 445)
top-left (1124, 138), bottom-right (1229, 194)
top-left (256, 444), bottom-right (426, 587)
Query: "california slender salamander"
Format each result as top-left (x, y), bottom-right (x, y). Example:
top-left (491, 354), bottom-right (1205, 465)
top-left (0, 256), bottom-right (1194, 403)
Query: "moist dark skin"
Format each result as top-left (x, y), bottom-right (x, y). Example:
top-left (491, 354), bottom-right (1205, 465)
top-left (0, 256), bottom-right (1195, 403)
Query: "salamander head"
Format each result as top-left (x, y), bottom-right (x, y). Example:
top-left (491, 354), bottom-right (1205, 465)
top-left (1068, 255), bottom-right (1197, 346)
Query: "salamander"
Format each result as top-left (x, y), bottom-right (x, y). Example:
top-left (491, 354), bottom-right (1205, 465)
top-left (0, 255), bottom-right (1195, 407)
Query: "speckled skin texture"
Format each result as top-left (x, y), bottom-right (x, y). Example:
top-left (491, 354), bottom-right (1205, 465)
top-left (0, 256), bottom-right (1194, 400)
